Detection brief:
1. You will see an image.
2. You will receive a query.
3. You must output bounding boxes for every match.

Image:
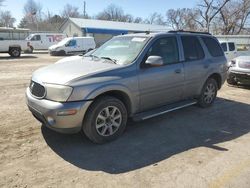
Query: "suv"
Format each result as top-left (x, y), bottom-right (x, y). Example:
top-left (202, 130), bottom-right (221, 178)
top-left (26, 31), bottom-right (227, 144)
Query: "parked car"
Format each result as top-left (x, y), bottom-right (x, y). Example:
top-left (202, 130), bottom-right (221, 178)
top-left (220, 41), bottom-right (238, 62)
top-left (26, 31), bottom-right (227, 144)
top-left (26, 33), bottom-right (66, 52)
top-left (227, 56), bottom-right (250, 85)
top-left (0, 39), bottom-right (28, 57)
top-left (48, 37), bottom-right (96, 56)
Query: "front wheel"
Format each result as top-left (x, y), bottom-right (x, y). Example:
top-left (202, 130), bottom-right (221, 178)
top-left (83, 96), bottom-right (128, 144)
top-left (198, 78), bottom-right (218, 108)
top-left (9, 48), bottom-right (21, 57)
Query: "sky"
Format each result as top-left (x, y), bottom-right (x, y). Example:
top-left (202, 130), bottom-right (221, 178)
top-left (1, 0), bottom-right (198, 26)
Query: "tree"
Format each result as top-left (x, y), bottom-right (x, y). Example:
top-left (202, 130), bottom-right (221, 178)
top-left (96, 4), bottom-right (134, 22)
top-left (0, 11), bottom-right (16, 27)
top-left (197, 0), bottom-right (230, 32)
top-left (166, 8), bottom-right (199, 30)
top-left (61, 4), bottom-right (80, 18)
top-left (219, 0), bottom-right (250, 34)
top-left (144, 12), bottom-right (166, 25)
top-left (23, 0), bottom-right (42, 23)
top-left (134, 17), bottom-right (143, 23)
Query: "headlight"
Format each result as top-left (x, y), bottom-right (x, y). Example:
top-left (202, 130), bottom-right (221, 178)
top-left (44, 84), bottom-right (73, 102)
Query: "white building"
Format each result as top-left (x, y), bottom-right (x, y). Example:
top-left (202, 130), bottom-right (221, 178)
top-left (60, 17), bottom-right (169, 46)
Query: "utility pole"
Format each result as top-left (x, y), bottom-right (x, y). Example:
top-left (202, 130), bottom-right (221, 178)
top-left (83, 1), bottom-right (86, 17)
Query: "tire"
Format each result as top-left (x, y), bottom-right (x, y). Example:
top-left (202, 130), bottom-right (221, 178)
top-left (9, 48), bottom-right (21, 57)
top-left (59, 50), bottom-right (66, 56)
top-left (82, 96), bottom-right (128, 144)
top-left (198, 78), bottom-right (218, 108)
top-left (227, 74), bottom-right (237, 85)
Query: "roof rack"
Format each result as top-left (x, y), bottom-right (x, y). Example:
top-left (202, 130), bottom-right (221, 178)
top-left (168, 30), bottom-right (211, 35)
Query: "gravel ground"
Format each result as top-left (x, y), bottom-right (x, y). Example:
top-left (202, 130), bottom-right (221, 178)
top-left (0, 53), bottom-right (249, 188)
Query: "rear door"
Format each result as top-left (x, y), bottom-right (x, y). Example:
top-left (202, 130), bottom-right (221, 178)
top-left (138, 36), bottom-right (185, 111)
top-left (181, 35), bottom-right (208, 98)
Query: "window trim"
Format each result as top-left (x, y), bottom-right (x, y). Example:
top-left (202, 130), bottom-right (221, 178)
top-left (181, 35), bottom-right (205, 62)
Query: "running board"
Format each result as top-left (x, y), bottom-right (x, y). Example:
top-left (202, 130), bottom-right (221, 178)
top-left (133, 99), bottom-right (198, 121)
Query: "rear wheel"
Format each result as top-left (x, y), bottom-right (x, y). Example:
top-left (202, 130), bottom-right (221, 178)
top-left (198, 78), bottom-right (218, 108)
top-left (83, 96), bottom-right (128, 144)
top-left (9, 48), bottom-right (21, 57)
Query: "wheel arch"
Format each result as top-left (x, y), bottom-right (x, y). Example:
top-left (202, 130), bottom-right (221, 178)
top-left (9, 45), bottom-right (21, 51)
top-left (92, 90), bottom-right (133, 116)
top-left (208, 73), bottom-right (222, 89)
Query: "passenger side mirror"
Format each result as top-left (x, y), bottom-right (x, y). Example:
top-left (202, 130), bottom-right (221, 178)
top-left (145, 56), bottom-right (164, 67)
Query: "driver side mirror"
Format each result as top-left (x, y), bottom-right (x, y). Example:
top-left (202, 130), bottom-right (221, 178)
top-left (145, 56), bottom-right (164, 67)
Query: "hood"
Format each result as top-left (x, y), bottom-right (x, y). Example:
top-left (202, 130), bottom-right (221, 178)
top-left (49, 44), bottom-right (60, 50)
top-left (32, 56), bottom-right (119, 85)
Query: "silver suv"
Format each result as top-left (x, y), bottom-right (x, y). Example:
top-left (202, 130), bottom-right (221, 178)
top-left (26, 31), bottom-right (227, 144)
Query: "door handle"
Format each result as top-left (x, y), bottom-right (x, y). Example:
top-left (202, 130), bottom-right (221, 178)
top-left (175, 69), bottom-right (181, 74)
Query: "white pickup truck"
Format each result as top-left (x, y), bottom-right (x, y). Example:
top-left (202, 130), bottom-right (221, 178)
top-left (0, 40), bottom-right (28, 57)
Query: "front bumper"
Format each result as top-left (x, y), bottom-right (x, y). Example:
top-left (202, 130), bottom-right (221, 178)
top-left (26, 88), bottom-right (92, 133)
top-left (228, 70), bottom-right (250, 84)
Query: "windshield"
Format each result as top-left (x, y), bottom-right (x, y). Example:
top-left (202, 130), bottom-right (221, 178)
top-left (25, 34), bottom-right (34, 40)
top-left (91, 36), bottom-right (149, 65)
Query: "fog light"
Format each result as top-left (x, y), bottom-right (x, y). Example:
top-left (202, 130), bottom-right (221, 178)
top-left (57, 109), bottom-right (77, 116)
top-left (47, 116), bottom-right (55, 126)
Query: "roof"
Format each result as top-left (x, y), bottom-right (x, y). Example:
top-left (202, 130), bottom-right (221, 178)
top-left (0, 27), bottom-right (30, 32)
top-left (66, 17), bottom-right (169, 32)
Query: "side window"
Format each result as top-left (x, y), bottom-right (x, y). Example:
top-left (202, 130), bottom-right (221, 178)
top-left (68, 39), bottom-right (77, 47)
top-left (221, 43), bottom-right (227, 52)
top-left (147, 37), bottom-right (179, 65)
top-left (202, 37), bottom-right (224, 57)
top-left (228, 43), bottom-right (235, 51)
top-left (181, 36), bottom-right (204, 61)
top-left (31, 35), bottom-right (41, 41)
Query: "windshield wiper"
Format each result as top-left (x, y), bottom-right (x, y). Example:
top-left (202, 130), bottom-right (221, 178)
top-left (100, 57), bottom-right (117, 64)
top-left (85, 54), bottom-right (99, 59)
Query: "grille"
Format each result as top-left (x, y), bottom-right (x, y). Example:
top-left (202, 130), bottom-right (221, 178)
top-left (29, 81), bottom-right (46, 98)
top-left (238, 62), bottom-right (250, 69)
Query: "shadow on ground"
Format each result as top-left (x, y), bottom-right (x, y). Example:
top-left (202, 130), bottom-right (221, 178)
top-left (0, 55), bottom-right (38, 60)
top-left (42, 97), bottom-right (250, 174)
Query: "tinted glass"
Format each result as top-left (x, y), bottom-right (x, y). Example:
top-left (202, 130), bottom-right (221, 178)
top-left (229, 43), bottom-right (235, 51)
top-left (181, 36), bottom-right (204, 61)
top-left (68, 40), bottom-right (77, 47)
top-left (202, 37), bottom-right (224, 57)
top-left (147, 37), bottom-right (179, 65)
top-left (221, 43), bottom-right (227, 52)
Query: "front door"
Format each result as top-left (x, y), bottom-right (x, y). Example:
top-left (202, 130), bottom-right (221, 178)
top-left (138, 36), bottom-right (184, 111)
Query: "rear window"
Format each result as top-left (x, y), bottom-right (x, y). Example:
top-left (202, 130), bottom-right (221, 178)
top-left (181, 36), bottom-right (205, 61)
top-left (221, 43), bottom-right (227, 52)
top-left (202, 37), bottom-right (224, 57)
top-left (229, 43), bottom-right (235, 51)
